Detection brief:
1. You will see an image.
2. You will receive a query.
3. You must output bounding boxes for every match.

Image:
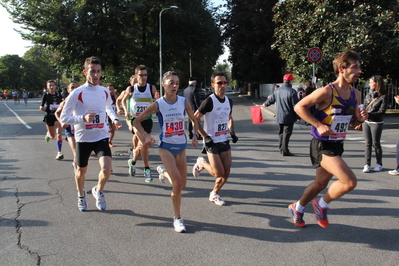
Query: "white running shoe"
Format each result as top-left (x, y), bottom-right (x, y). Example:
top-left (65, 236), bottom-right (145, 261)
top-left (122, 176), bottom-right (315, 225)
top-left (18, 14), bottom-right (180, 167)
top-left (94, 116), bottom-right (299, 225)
top-left (373, 164), bottom-right (382, 172)
top-left (157, 166), bottom-right (166, 183)
top-left (363, 165), bottom-right (370, 173)
top-left (388, 169), bottom-right (399, 176)
top-left (209, 192), bottom-right (226, 206)
top-left (92, 186), bottom-right (106, 211)
top-left (173, 217), bottom-right (186, 233)
top-left (144, 169), bottom-right (152, 183)
top-left (78, 188), bottom-right (87, 211)
top-left (192, 157), bottom-right (205, 178)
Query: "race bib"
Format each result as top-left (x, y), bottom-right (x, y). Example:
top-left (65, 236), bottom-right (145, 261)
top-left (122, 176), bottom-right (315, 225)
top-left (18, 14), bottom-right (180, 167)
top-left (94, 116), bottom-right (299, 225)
top-left (164, 117), bottom-right (184, 137)
top-left (329, 115), bottom-right (352, 141)
top-left (50, 104), bottom-right (60, 111)
top-left (214, 119), bottom-right (228, 136)
top-left (85, 109), bottom-right (106, 130)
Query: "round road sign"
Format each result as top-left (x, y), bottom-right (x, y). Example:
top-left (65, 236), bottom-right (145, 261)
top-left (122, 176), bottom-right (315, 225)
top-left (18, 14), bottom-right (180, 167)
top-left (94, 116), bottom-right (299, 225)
top-left (308, 47), bottom-right (322, 63)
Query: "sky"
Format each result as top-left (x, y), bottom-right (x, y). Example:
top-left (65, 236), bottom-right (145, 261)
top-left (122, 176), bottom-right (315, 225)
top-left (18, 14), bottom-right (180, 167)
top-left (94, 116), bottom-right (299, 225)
top-left (0, 1), bottom-right (229, 62)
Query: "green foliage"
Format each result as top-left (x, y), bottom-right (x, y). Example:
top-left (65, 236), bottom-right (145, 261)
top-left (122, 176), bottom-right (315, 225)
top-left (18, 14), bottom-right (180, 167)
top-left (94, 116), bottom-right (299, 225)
top-left (273, 0), bottom-right (399, 82)
top-left (0, 51), bottom-right (57, 92)
top-left (1, 0), bottom-right (223, 90)
top-left (221, 0), bottom-right (283, 84)
top-left (214, 62), bottom-right (231, 81)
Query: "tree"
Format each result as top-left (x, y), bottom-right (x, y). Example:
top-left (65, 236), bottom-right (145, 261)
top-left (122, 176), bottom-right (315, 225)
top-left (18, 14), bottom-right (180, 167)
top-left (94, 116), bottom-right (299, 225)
top-left (221, 0), bottom-right (284, 85)
top-left (272, 0), bottom-right (399, 82)
top-left (0, 55), bottom-right (25, 91)
top-left (1, 0), bottom-right (223, 90)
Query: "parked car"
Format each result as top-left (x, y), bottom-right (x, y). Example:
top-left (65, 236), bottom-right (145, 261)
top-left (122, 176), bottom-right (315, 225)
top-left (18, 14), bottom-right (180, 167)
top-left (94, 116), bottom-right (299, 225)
top-left (204, 88), bottom-right (213, 97)
top-left (226, 86), bottom-right (233, 92)
top-left (198, 88), bottom-right (206, 99)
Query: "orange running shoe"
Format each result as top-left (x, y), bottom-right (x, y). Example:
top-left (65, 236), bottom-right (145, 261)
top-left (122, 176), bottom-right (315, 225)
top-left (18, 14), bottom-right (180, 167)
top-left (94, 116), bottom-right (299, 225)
top-left (312, 198), bottom-right (329, 228)
top-left (288, 203), bottom-right (306, 227)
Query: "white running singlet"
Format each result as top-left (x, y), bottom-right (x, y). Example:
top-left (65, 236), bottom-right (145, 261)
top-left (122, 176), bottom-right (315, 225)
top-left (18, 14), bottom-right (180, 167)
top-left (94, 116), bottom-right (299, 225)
top-left (203, 94), bottom-right (230, 143)
top-left (156, 96), bottom-right (187, 145)
top-left (129, 84), bottom-right (153, 119)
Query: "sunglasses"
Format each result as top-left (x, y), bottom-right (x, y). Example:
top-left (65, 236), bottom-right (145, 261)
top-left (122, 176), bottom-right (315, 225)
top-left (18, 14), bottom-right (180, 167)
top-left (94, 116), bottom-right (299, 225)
top-left (215, 81), bottom-right (228, 85)
top-left (138, 74), bottom-right (148, 77)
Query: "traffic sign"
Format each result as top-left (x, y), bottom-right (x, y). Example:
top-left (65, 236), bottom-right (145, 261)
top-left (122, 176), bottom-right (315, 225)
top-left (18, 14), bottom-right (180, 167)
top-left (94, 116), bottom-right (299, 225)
top-left (308, 47), bottom-right (322, 63)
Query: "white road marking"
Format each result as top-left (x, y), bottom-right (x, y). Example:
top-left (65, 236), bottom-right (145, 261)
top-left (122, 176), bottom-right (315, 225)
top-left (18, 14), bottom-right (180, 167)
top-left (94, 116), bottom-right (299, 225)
top-left (4, 103), bottom-right (32, 129)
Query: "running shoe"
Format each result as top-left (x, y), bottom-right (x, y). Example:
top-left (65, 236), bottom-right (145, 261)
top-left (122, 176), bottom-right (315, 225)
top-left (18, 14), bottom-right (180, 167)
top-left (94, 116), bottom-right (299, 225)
top-left (388, 169), bottom-right (399, 176)
top-left (55, 153), bottom-right (64, 160)
top-left (173, 217), bottom-right (186, 233)
top-left (288, 203), bottom-right (306, 227)
top-left (209, 192), bottom-right (226, 206)
top-left (128, 159), bottom-right (136, 177)
top-left (373, 164), bottom-right (382, 172)
top-left (192, 157), bottom-right (205, 178)
top-left (45, 134), bottom-right (50, 142)
top-left (157, 165), bottom-right (166, 183)
top-left (78, 188), bottom-right (87, 211)
top-left (312, 198), bottom-right (329, 228)
top-left (144, 169), bottom-right (152, 183)
top-left (92, 186), bottom-right (106, 211)
top-left (362, 165), bottom-right (370, 173)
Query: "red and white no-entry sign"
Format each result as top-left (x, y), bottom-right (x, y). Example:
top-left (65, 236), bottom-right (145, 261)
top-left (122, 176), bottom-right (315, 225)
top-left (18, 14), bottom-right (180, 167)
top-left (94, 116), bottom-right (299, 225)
top-left (308, 47), bottom-right (322, 63)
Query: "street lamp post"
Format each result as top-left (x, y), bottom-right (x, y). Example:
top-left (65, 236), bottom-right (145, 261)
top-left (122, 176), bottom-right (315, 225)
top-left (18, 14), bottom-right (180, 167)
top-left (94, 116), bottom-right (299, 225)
top-left (159, 5), bottom-right (178, 96)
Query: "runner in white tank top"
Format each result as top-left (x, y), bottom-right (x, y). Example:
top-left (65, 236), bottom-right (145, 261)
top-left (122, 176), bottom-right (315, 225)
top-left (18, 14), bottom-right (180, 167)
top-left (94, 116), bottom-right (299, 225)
top-left (133, 71), bottom-right (199, 233)
top-left (192, 72), bottom-right (239, 206)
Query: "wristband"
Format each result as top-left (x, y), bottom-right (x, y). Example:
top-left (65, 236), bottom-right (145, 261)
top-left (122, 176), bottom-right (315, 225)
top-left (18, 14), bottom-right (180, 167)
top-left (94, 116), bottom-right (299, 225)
top-left (194, 133), bottom-right (200, 138)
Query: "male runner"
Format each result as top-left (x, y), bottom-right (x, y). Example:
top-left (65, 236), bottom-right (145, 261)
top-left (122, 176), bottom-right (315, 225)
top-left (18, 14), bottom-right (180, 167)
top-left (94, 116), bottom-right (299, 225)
top-left (122, 65), bottom-right (157, 182)
top-left (192, 72), bottom-right (238, 206)
top-left (289, 50), bottom-right (368, 228)
top-left (61, 56), bottom-right (122, 211)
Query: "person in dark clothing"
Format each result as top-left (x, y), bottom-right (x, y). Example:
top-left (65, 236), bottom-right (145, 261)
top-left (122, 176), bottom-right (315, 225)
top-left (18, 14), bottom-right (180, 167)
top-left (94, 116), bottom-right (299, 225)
top-left (263, 74), bottom-right (299, 156)
top-left (183, 77), bottom-right (201, 139)
top-left (362, 75), bottom-right (387, 173)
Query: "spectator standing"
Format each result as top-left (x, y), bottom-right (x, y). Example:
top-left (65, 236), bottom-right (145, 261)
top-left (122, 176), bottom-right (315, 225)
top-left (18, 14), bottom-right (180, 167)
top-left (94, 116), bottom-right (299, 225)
top-left (263, 74), bottom-right (299, 156)
top-left (388, 95), bottom-right (399, 175)
top-left (183, 77), bottom-right (201, 139)
top-left (297, 85), bottom-right (305, 101)
top-left (362, 75), bottom-right (387, 173)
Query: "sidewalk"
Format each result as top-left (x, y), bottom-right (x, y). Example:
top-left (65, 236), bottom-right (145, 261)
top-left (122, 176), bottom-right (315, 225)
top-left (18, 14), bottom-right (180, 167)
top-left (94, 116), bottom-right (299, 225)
top-left (238, 93), bottom-right (399, 129)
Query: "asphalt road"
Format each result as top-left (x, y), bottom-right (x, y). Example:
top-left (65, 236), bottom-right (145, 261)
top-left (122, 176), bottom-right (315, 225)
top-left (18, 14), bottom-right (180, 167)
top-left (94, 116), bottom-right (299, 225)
top-left (0, 94), bottom-right (398, 265)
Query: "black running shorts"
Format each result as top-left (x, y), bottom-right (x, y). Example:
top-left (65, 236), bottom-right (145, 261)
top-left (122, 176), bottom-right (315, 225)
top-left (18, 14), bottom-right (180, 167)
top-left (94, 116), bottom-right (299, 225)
top-left (202, 140), bottom-right (231, 155)
top-left (43, 113), bottom-right (58, 126)
top-left (76, 138), bottom-right (112, 168)
top-left (130, 118), bottom-right (153, 135)
top-left (310, 138), bottom-right (344, 168)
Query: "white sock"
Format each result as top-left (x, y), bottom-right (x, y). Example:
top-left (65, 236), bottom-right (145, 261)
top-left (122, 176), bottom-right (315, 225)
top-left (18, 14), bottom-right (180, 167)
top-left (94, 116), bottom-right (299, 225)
top-left (318, 197), bottom-right (329, 208)
top-left (295, 201), bottom-right (305, 213)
